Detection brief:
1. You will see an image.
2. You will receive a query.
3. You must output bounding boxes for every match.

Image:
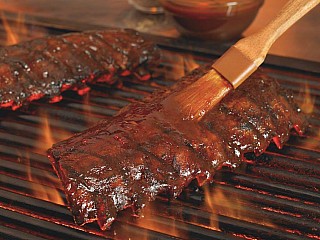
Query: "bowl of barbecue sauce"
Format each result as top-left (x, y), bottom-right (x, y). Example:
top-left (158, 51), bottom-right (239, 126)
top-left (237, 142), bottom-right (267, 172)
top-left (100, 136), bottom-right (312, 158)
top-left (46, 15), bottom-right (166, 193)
top-left (160, 0), bottom-right (264, 41)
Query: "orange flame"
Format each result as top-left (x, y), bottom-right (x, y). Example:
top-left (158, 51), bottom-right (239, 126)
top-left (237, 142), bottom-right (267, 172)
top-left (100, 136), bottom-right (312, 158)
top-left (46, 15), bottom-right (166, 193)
top-left (1, 12), bottom-right (27, 45)
top-left (296, 81), bottom-right (319, 149)
top-left (161, 50), bottom-right (199, 80)
top-left (203, 185), bottom-right (223, 231)
top-left (1, 11), bottom-right (47, 46)
top-left (135, 204), bottom-right (180, 239)
top-left (302, 127), bottom-right (320, 150)
top-left (1, 11), bottom-right (64, 204)
top-left (299, 81), bottom-right (315, 114)
top-left (27, 112), bottom-right (72, 205)
top-left (37, 111), bottom-right (72, 151)
top-left (25, 160), bottom-right (65, 205)
top-left (203, 184), bottom-right (275, 230)
top-left (1, 13), bottom-right (62, 204)
top-left (82, 92), bottom-right (94, 127)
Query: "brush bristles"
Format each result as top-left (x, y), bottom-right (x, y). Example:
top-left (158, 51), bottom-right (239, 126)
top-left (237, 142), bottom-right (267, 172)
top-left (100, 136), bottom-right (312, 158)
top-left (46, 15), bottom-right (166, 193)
top-left (163, 69), bottom-right (233, 122)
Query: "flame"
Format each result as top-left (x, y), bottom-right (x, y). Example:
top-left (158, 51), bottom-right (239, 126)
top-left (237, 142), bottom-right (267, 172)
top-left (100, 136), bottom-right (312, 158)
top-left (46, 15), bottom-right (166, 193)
top-left (132, 182), bottom-right (275, 237)
top-left (296, 81), bottom-right (319, 149)
top-left (299, 81), bottom-right (315, 114)
top-left (83, 92), bottom-right (94, 127)
top-left (161, 50), bottom-right (199, 80)
top-left (1, 12), bottom-right (27, 45)
top-left (135, 204), bottom-right (180, 239)
top-left (203, 184), bottom-right (275, 230)
top-left (184, 54), bottom-right (200, 73)
top-left (1, 11), bottom-right (63, 204)
top-left (1, 11), bottom-right (47, 46)
top-left (26, 160), bottom-right (65, 205)
top-left (27, 112), bottom-right (72, 205)
top-left (203, 185), bottom-right (223, 231)
top-left (302, 127), bottom-right (320, 150)
top-left (37, 111), bottom-right (72, 151)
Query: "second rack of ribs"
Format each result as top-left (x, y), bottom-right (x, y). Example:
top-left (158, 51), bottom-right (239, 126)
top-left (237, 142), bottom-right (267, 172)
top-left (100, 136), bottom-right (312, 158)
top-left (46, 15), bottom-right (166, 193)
top-left (48, 65), bottom-right (306, 230)
top-left (0, 28), bottom-right (159, 110)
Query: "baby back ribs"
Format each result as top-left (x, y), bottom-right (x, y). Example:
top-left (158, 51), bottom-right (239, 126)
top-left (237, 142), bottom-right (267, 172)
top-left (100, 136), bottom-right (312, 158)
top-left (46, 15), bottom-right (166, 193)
top-left (0, 29), bottom-right (159, 110)
top-left (48, 65), bottom-right (306, 230)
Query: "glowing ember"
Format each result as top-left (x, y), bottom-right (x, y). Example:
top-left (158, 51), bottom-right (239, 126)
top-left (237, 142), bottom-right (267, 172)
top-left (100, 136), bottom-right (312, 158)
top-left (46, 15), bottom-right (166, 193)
top-left (49, 95), bottom-right (63, 103)
top-left (134, 72), bottom-right (151, 81)
top-left (120, 69), bottom-right (131, 76)
top-left (273, 136), bottom-right (283, 149)
top-left (77, 86), bottom-right (91, 96)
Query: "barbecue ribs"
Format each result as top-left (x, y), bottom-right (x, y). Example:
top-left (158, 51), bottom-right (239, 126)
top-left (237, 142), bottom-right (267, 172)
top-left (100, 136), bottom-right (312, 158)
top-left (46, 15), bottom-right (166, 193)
top-left (0, 29), bottom-right (159, 110)
top-left (48, 65), bottom-right (306, 230)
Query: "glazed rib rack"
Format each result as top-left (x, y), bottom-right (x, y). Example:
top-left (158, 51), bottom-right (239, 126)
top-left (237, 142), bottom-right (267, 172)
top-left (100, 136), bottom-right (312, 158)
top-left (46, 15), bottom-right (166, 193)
top-left (0, 24), bottom-right (319, 240)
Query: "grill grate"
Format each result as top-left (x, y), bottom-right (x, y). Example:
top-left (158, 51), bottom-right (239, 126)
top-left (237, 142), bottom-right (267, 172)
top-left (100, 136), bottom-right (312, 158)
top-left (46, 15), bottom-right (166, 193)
top-left (0, 20), bottom-right (319, 240)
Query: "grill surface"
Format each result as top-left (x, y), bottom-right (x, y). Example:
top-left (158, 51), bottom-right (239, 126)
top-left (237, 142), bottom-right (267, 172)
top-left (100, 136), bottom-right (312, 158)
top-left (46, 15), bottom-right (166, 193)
top-left (0, 18), bottom-right (319, 240)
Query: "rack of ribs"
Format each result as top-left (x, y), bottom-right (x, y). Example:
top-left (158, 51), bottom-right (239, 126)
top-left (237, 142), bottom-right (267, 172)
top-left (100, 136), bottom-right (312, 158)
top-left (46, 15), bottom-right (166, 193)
top-left (48, 64), bottom-right (306, 230)
top-left (0, 28), bottom-right (159, 110)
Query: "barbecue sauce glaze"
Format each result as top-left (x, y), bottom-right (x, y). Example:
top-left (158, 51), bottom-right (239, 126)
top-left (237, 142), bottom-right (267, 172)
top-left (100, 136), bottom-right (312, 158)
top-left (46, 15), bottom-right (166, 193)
top-left (49, 65), bottom-right (306, 230)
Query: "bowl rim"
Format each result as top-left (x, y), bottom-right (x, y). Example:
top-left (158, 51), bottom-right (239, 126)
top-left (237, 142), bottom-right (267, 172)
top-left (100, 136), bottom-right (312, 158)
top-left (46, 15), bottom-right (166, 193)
top-left (160, 0), bottom-right (264, 8)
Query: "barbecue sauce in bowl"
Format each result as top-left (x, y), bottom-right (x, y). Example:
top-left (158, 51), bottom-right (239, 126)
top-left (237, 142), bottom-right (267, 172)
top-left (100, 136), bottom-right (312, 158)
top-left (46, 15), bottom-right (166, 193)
top-left (160, 0), bottom-right (264, 41)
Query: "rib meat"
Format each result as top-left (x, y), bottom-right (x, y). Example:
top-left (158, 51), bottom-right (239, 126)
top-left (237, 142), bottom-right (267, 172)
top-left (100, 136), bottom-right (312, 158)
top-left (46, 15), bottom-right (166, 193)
top-left (48, 65), bottom-right (307, 230)
top-left (0, 29), bottom-right (159, 110)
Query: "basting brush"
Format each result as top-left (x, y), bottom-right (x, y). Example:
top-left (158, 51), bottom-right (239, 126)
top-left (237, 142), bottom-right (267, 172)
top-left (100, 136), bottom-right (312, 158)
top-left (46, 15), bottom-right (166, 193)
top-left (166, 0), bottom-right (319, 121)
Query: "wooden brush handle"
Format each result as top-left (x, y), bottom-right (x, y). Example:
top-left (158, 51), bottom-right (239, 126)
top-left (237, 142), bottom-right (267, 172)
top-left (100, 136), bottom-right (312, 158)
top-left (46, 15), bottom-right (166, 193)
top-left (168, 0), bottom-right (318, 122)
top-left (234, 0), bottom-right (319, 67)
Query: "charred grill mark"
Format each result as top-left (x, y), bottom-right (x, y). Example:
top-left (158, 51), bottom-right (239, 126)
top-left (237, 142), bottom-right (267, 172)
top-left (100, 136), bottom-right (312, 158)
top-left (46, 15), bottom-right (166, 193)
top-left (241, 76), bottom-right (302, 144)
top-left (218, 95), bottom-right (272, 155)
top-left (138, 121), bottom-right (200, 193)
top-left (0, 29), bottom-right (160, 110)
top-left (240, 80), bottom-right (288, 147)
top-left (203, 107), bottom-right (245, 167)
top-left (94, 32), bottom-right (129, 70)
top-left (112, 117), bottom-right (192, 199)
top-left (62, 33), bottom-right (112, 79)
top-left (45, 37), bottom-right (94, 80)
